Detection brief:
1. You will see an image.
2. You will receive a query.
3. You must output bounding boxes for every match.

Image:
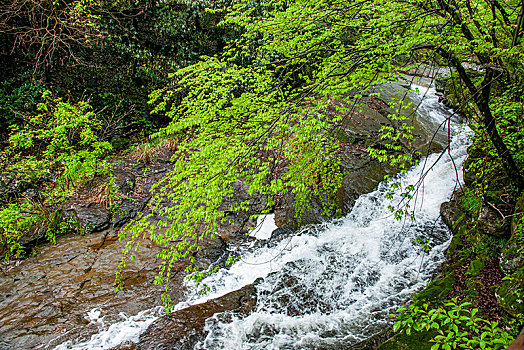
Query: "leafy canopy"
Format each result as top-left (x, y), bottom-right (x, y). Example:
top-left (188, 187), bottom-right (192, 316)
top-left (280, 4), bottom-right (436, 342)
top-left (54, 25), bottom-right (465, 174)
top-left (118, 0), bottom-right (524, 304)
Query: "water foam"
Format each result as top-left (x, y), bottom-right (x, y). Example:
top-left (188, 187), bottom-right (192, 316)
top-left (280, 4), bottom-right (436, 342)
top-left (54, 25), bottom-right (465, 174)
top-left (194, 125), bottom-right (470, 349)
top-left (52, 307), bottom-right (163, 350)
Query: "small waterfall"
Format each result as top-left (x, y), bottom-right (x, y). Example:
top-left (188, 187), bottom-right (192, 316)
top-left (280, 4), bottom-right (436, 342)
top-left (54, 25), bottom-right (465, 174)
top-left (196, 127), bottom-right (469, 349)
top-left (54, 80), bottom-right (470, 349)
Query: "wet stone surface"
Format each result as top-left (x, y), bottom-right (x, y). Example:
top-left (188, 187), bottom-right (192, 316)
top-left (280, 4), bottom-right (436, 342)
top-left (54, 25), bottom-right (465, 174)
top-left (0, 229), bottom-right (190, 350)
top-left (124, 282), bottom-right (259, 350)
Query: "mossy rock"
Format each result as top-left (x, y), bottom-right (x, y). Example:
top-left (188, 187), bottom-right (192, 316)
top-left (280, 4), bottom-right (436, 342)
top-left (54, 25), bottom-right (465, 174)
top-left (377, 329), bottom-right (436, 350)
top-left (511, 193), bottom-right (524, 237)
top-left (440, 190), bottom-right (465, 232)
top-left (497, 266), bottom-right (524, 317)
top-left (111, 136), bottom-right (131, 150)
top-left (497, 197), bottom-right (524, 317)
top-left (463, 259), bottom-right (484, 297)
top-left (500, 235), bottom-right (523, 276)
top-left (332, 127), bottom-right (351, 143)
top-left (446, 226), bottom-right (465, 257)
top-left (467, 259), bottom-right (484, 277)
top-left (413, 271), bottom-right (454, 305)
top-left (476, 206), bottom-right (511, 238)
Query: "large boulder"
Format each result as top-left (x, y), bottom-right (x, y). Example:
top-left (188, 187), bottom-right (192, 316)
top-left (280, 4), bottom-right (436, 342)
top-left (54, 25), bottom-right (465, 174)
top-left (497, 193), bottom-right (524, 316)
top-left (131, 282), bottom-right (259, 350)
top-left (0, 227), bottom-right (234, 349)
top-left (69, 203), bottom-right (112, 233)
top-left (476, 205), bottom-right (511, 238)
top-left (440, 190), bottom-right (464, 231)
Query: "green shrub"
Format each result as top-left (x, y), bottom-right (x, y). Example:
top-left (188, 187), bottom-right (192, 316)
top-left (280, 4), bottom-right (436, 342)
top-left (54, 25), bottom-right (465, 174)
top-left (393, 299), bottom-right (515, 349)
top-left (0, 91), bottom-right (113, 258)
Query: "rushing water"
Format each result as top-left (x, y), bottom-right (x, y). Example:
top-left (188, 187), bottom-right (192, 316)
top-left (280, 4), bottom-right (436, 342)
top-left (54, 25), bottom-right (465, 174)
top-left (54, 80), bottom-right (470, 349)
top-left (197, 129), bottom-right (469, 349)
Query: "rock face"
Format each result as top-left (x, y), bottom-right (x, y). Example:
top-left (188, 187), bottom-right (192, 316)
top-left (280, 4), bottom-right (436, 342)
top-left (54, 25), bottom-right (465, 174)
top-left (440, 190), bottom-right (464, 231)
top-left (497, 193), bottom-right (524, 317)
top-left (129, 282), bottom-right (258, 350)
top-left (64, 160), bottom-right (159, 234)
top-left (70, 203), bottom-right (113, 232)
top-left (476, 206), bottom-right (511, 238)
top-left (0, 228), bottom-right (231, 349)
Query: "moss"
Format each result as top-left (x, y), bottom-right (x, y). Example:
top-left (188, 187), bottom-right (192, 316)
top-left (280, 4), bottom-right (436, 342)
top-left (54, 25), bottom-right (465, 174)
top-left (497, 267), bottom-right (524, 317)
top-left (413, 271), bottom-right (454, 304)
top-left (467, 231), bottom-right (507, 259)
top-left (463, 261), bottom-right (482, 297)
top-left (467, 259), bottom-right (484, 277)
top-left (446, 225), bottom-right (465, 257)
top-left (377, 330), bottom-right (436, 350)
top-left (332, 128), bottom-right (350, 143)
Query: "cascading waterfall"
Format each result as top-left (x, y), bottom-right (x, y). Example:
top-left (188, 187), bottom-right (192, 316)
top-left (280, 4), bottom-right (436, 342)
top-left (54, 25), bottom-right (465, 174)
top-left (54, 80), bottom-right (471, 349)
top-left (196, 126), bottom-right (469, 349)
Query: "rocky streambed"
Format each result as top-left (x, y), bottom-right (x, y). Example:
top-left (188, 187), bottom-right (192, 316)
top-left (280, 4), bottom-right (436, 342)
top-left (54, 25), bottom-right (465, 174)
top-left (0, 74), bottom-right (458, 349)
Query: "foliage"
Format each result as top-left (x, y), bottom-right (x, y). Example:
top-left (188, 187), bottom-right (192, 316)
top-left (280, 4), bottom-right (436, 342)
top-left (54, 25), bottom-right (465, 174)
top-left (0, 202), bottom-right (80, 258)
top-left (0, 202), bottom-right (41, 258)
top-left (0, 91), bottom-right (112, 257)
top-left (0, 0), bottom-right (236, 141)
top-left (8, 91), bottom-right (112, 193)
top-left (0, 75), bottom-right (44, 134)
top-left (393, 299), bottom-right (515, 349)
top-left (116, 0), bottom-right (524, 307)
top-left (117, 55), bottom-right (346, 292)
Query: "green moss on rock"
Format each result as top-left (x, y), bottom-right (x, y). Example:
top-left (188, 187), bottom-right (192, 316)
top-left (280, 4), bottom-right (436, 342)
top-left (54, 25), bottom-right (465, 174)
top-left (412, 271), bottom-right (454, 304)
top-left (497, 267), bottom-right (524, 317)
top-left (377, 329), bottom-right (436, 350)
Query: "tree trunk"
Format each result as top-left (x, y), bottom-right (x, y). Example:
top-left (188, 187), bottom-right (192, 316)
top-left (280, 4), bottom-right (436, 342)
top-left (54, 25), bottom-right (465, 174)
top-left (434, 47), bottom-right (524, 192)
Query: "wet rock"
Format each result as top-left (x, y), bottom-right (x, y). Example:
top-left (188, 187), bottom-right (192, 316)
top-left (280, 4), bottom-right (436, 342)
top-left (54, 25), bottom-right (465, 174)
top-left (350, 328), bottom-right (393, 349)
top-left (132, 282), bottom-right (259, 350)
top-left (0, 229), bottom-right (193, 349)
top-left (440, 190), bottom-right (464, 231)
top-left (266, 227), bottom-right (294, 247)
top-left (193, 236), bottom-right (229, 271)
top-left (337, 161), bottom-right (389, 215)
top-left (72, 203), bottom-right (112, 233)
top-left (274, 191), bottom-right (334, 229)
top-left (477, 206), bottom-right (510, 238)
top-left (115, 341), bottom-right (140, 350)
top-left (111, 198), bottom-right (147, 228)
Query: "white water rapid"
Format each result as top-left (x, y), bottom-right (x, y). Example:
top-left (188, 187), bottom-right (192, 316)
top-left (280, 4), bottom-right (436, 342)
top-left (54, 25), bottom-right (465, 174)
top-left (54, 79), bottom-right (471, 349)
top-left (197, 131), bottom-right (469, 349)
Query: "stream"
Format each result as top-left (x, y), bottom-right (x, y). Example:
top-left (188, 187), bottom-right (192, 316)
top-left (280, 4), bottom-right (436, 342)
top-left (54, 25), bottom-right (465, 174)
top-left (53, 79), bottom-right (469, 349)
